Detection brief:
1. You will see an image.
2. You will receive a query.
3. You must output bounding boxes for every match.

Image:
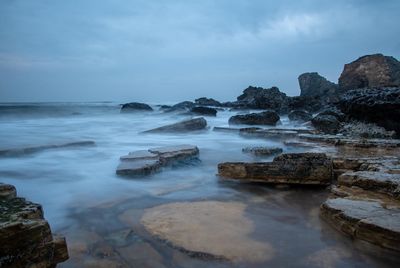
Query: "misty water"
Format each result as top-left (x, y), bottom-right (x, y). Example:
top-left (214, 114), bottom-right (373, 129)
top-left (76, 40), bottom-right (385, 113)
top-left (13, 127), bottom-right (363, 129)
top-left (1, 103), bottom-right (399, 267)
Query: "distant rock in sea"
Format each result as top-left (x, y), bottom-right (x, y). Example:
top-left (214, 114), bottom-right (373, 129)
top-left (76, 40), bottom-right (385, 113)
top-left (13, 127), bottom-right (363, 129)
top-left (121, 102), bottom-right (153, 112)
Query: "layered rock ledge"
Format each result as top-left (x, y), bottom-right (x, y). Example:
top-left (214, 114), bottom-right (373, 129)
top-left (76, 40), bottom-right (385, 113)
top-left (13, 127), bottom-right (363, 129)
top-left (0, 183), bottom-right (69, 267)
top-left (218, 153), bottom-right (333, 185)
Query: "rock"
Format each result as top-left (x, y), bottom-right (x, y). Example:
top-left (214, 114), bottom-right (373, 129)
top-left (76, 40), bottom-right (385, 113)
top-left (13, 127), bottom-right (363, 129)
top-left (229, 111), bottom-right (280, 126)
top-left (339, 121), bottom-right (396, 139)
top-left (286, 96), bottom-right (324, 113)
top-left (339, 87), bottom-right (400, 135)
top-left (0, 183), bottom-right (69, 267)
top-left (299, 134), bottom-right (400, 148)
top-left (338, 54), bottom-right (400, 90)
top-left (298, 72), bottom-right (339, 102)
top-left (317, 108), bottom-right (346, 122)
top-left (190, 106), bottom-right (217, 116)
top-left (311, 114), bottom-right (341, 134)
top-left (338, 171), bottom-right (400, 200)
top-left (320, 198), bottom-right (400, 252)
top-left (138, 201), bottom-right (274, 262)
top-left (142, 117), bottom-right (207, 133)
top-left (0, 140), bottom-right (96, 157)
top-left (121, 102), bottom-right (153, 112)
top-left (116, 145), bottom-right (199, 177)
top-left (194, 97), bottom-right (222, 107)
top-left (218, 153), bottom-right (333, 185)
top-left (242, 147), bottom-right (283, 157)
top-left (235, 86), bottom-right (288, 112)
top-left (165, 101), bottom-right (195, 112)
top-left (288, 110), bottom-right (313, 122)
top-left (239, 128), bottom-right (299, 139)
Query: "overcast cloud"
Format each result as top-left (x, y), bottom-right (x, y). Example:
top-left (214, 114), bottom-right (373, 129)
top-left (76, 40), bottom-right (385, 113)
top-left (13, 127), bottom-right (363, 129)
top-left (0, 0), bottom-right (399, 102)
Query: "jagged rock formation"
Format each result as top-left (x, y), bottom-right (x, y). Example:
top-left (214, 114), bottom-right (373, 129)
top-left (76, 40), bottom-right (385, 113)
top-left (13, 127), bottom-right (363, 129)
top-left (298, 72), bottom-right (339, 102)
top-left (234, 86), bottom-right (288, 112)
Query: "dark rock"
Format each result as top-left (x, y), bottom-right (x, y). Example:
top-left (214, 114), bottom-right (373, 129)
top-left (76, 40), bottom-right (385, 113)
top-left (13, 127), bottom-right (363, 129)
top-left (229, 111), bottom-right (280, 126)
top-left (339, 54), bottom-right (400, 90)
top-left (117, 145), bottom-right (199, 177)
top-left (286, 96), bottom-right (324, 113)
top-left (339, 121), bottom-right (396, 139)
top-left (320, 198), bottom-right (400, 252)
top-left (288, 110), bottom-right (313, 122)
top-left (165, 101), bottom-right (195, 112)
top-left (299, 134), bottom-right (400, 148)
top-left (143, 117), bottom-right (207, 133)
top-left (0, 183), bottom-right (69, 267)
top-left (190, 106), bottom-right (217, 116)
top-left (317, 108), bottom-right (346, 122)
top-left (218, 153), bottom-right (333, 185)
top-left (298, 72), bottom-right (339, 102)
top-left (121, 102), bottom-right (153, 112)
top-left (239, 128), bottom-right (299, 139)
top-left (235, 86), bottom-right (288, 112)
top-left (158, 105), bottom-right (172, 110)
top-left (194, 97), bottom-right (222, 107)
top-left (242, 147), bottom-right (283, 157)
top-left (0, 140), bottom-right (96, 157)
top-left (311, 114), bottom-right (341, 134)
top-left (339, 87), bottom-right (400, 135)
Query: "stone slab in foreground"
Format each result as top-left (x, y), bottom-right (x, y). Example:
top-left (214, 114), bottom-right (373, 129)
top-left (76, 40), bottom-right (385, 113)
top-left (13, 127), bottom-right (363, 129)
top-left (320, 198), bottom-right (400, 252)
top-left (218, 153), bottom-right (333, 185)
top-left (0, 183), bottom-right (69, 267)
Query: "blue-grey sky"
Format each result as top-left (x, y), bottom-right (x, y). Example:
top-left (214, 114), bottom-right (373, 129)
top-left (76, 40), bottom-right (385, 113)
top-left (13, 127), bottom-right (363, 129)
top-left (0, 0), bottom-right (399, 102)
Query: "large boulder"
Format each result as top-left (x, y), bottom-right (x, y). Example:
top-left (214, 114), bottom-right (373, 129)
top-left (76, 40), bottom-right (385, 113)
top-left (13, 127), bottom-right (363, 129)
top-left (229, 111), bottom-right (280, 126)
top-left (0, 183), bottom-right (69, 267)
top-left (194, 97), bottom-right (222, 107)
top-left (235, 86), bottom-right (288, 112)
top-left (218, 153), bottom-right (333, 185)
top-left (339, 87), bottom-right (400, 135)
top-left (298, 72), bottom-right (339, 102)
top-left (165, 101), bottom-right (195, 112)
top-left (311, 114), bottom-right (341, 134)
top-left (143, 117), bottom-right (207, 133)
top-left (288, 110), bottom-right (313, 122)
top-left (190, 106), bottom-right (217, 116)
top-left (339, 54), bottom-right (400, 90)
top-left (121, 102), bottom-right (153, 112)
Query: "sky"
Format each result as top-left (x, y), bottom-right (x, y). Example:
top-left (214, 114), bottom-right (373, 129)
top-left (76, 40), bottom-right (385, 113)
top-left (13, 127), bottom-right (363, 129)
top-left (0, 0), bottom-right (399, 103)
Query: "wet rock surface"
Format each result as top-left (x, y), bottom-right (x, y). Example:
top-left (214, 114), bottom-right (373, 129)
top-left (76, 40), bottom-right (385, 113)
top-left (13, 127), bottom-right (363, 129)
top-left (242, 146), bottom-right (283, 157)
top-left (190, 106), bottom-right (217, 116)
top-left (288, 110), bottom-right (312, 122)
top-left (121, 102), bottom-right (153, 112)
top-left (143, 117), bottom-right (207, 133)
top-left (229, 111), bottom-right (280, 126)
top-left (194, 97), bottom-right (222, 107)
top-left (0, 183), bottom-right (68, 267)
top-left (299, 134), bottom-right (400, 148)
top-left (116, 145), bottom-right (199, 177)
top-left (311, 114), bottom-right (341, 134)
top-left (218, 153), bottom-right (333, 185)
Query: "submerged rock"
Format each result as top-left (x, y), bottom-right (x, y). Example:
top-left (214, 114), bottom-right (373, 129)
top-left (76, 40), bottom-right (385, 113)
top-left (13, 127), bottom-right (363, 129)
top-left (116, 145), bottom-right (199, 177)
top-left (218, 153), bottom-right (333, 185)
top-left (138, 201), bottom-right (274, 262)
top-left (0, 183), bottom-right (69, 267)
top-left (229, 111), bottom-right (280, 126)
top-left (320, 198), bottom-right (400, 252)
top-left (242, 147), bottom-right (283, 157)
top-left (338, 54), bottom-right (400, 90)
top-left (143, 117), bottom-right (207, 133)
top-left (288, 110), bottom-right (313, 122)
top-left (311, 114), bottom-right (341, 134)
top-left (190, 106), bottom-right (217, 116)
top-left (121, 102), bottom-right (153, 112)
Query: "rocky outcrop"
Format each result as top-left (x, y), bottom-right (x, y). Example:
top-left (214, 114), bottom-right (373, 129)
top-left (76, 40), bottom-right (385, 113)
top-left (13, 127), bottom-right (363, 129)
top-left (234, 86), bottom-right (288, 112)
top-left (0, 183), bottom-right (69, 267)
top-left (298, 72), bottom-right (339, 102)
top-left (338, 54), bottom-right (400, 90)
top-left (0, 141), bottom-right (95, 157)
top-left (242, 147), bottom-right (283, 157)
top-left (194, 97), bottom-right (222, 107)
top-left (165, 101), bottom-right (195, 112)
top-left (218, 153), bottom-right (333, 185)
top-left (121, 102), bottom-right (153, 112)
top-left (317, 108), bottom-right (346, 122)
top-left (288, 110), bottom-right (313, 122)
top-left (339, 87), bottom-right (400, 135)
top-left (190, 106), bottom-right (217, 116)
top-left (286, 96), bottom-right (324, 113)
top-left (143, 117), bottom-right (207, 133)
top-left (311, 114), bottom-right (341, 134)
top-left (116, 145), bottom-right (199, 177)
top-left (339, 121), bottom-right (396, 139)
top-left (299, 134), bottom-right (400, 148)
top-left (229, 111), bottom-right (280, 126)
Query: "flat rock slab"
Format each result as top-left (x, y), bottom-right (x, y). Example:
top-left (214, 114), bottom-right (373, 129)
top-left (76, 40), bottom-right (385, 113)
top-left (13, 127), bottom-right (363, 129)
top-left (137, 201), bottom-right (274, 263)
top-left (338, 171), bottom-right (400, 200)
top-left (116, 145), bottom-right (199, 177)
top-left (218, 153), bottom-right (333, 185)
top-left (0, 183), bottom-right (68, 266)
top-left (242, 147), bottom-right (283, 157)
top-left (299, 134), bottom-right (400, 148)
top-left (320, 198), bottom-right (400, 252)
top-left (142, 117), bottom-right (207, 133)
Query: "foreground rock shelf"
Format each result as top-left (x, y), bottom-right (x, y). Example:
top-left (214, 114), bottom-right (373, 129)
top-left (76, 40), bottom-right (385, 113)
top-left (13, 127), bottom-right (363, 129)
top-left (218, 153), bottom-right (333, 185)
top-left (0, 183), bottom-right (69, 267)
top-left (116, 145), bottom-right (200, 177)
